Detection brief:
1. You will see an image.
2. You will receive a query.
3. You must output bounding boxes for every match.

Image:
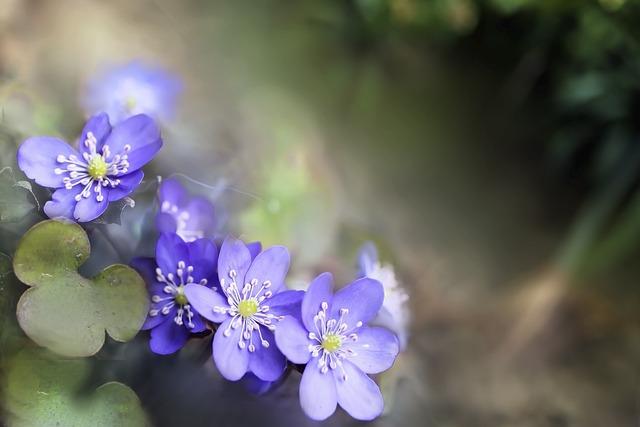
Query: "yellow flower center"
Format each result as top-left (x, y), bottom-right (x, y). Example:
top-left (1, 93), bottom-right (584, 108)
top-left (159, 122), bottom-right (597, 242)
top-left (87, 156), bottom-right (108, 179)
top-left (125, 96), bottom-right (137, 111)
top-left (238, 299), bottom-right (258, 318)
top-left (321, 334), bottom-right (342, 353)
top-left (174, 286), bottom-right (188, 306)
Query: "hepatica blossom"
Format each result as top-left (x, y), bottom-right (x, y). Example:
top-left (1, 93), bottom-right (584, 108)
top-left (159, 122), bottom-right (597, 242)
top-left (156, 178), bottom-right (216, 242)
top-left (82, 61), bottom-right (182, 124)
top-left (17, 113), bottom-right (162, 222)
top-left (184, 237), bottom-right (303, 382)
top-left (131, 233), bottom-right (218, 355)
top-left (358, 242), bottom-right (410, 350)
top-left (275, 273), bottom-right (399, 421)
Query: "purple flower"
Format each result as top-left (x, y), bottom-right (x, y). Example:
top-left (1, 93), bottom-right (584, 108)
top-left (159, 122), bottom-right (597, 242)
top-left (156, 178), bottom-right (216, 242)
top-left (184, 237), bottom-right (303, 382)
top-left (82, 61), bottom-right (182, 124)
top-left (17, 113), bottom-right (162, 222)
top-left (274, 273), bottom-right (399, 421)
top-left (131, 233), bottom-right (218, 355)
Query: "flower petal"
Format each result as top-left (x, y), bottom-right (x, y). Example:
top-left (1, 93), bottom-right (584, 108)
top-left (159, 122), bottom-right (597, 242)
top-left (213, 318), bottom-right (250, 381)
top-left (189, 312), bottom-right (206, 333)
top-left (158, 177), bottom-right (187, 207)
top-left (156, 233), bottom-right (189, 274)
top-left (149, 318), bottom-right (190, 355)
top-left (43, 187), bottom-right (80, 219)
top-left (217, 236), bottom-right (252, 288)
top-left (183, 196), bottom-right (215, 236)
top-left (344, 327), bottom-right (399, 374)
top-left (184, 283), bottom-right (227, 323)
top-left (245, 246), bottom-right (290, 295)
top-left (156, 212), bottom-right (177, 234)
top-left (105, 114), bottom-right (162, 171)
top-left (246, 241), bottom-right (262, 261)
top-left (186, 238), bottom-right (218, 283)
top-left (17, 137), bottom-right (78, 188)
top-left (268, 290), bottom-right (304, 318)
top-left (330, 278), bottom-right (384, 329)
top-left (300, 360), bottom-right (337, 421)
top-left (73, 189), bottom-right (110, 222)
top-left (130, 257), bottom-right (158, 284)
top-left (334, 360), bottom-right (384, 420)
top-left (79, 112), bottom-right (112, 154)
top-left (274, 316), bottom-right (311, 364)
top-left (357, 241), bottom-right (378, 277)
top-left (107, 169), bottom-right (144, 201)
top-left (248, 330), bottom-right (286, 381)
top-left (301, 272), bottom-right (334, 332)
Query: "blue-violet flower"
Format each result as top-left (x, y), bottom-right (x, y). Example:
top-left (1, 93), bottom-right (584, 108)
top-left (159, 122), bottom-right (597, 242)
top-left (274, 272), bottom-right (399, 421)
top-left (156, 178), bottom-right (216, 242)
top-left (131, 233), bottom-right (218, 355)
top-left (17, 113), bottom-right (162, 222)
top-left (184, 237), bottom-right (303, 382)
top-left (82, 60), bottom-right (182, 124)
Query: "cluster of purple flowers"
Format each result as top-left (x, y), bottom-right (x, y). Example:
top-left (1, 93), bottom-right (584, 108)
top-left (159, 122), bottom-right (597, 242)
top-left (14, 62), bottom-right (401, 421)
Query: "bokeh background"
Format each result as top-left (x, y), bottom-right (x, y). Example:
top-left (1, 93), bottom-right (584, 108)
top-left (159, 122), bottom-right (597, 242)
top-left (1, 0), bottom-right (639, 426)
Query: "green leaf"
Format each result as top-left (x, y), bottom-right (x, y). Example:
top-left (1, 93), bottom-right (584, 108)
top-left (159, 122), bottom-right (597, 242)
top-left (13, 220), bottom-right (149, 357)
top-left (4, 348), bottom-right (149, 427)
top-left (0, 167), bottom-right (38, 223)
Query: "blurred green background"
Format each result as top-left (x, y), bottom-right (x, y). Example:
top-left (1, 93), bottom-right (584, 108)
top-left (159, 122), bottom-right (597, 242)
top-left (0, 0), bottom-right (639, 426)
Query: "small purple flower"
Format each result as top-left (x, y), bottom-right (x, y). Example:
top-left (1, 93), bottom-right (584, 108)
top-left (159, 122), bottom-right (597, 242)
top-left (156, 178), bottom-right (216, 242)
top-left (274, 273), bottom-right (399, 421)
top-left (82, 61), bottom-right (182, 124)
top-left (184, 237), bottom-right (303, 382)
top-left (17, 113), bottom-right (162, 222)
top-left (131, 233), bottom-right (218, 355)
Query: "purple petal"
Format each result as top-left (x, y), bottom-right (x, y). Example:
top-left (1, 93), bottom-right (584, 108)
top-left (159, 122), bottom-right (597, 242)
top-left (130, 257), bottom-right (158, 284)
top-left (73, 189), bottom-right (110, 222)
top-left (246, 241), bottom-right (262, 260)
top-left (149, 318), bottom-right (190, 355)
top-left (300, 360), bottom-right (337, 421)
top-left (334, 360), bottom-right (383, 420)
top-left (158, 177), bottom-right (187, 207)
top-left (186, 238), bottom-right (217, 283)
top-left (183, 196), bottom-right (215, 235)
top-left (268, 290), bottom-right (304, 318)
top-left (105, 114), bottom-right (162, 171)
top-left (189, 312), bottom-right (206, 333)
top-left (244, 246), bottom-right (290, 295)
top-left (274, 316), bottom-right (311, 364)
top-left (213, 318), bottom-right (249, 381)
top-left (184, 284), bottom-right (227, 323)
top-left (248, 330), bottom-right (286, 381)
top-left (156, 212), bottom-right (177, 234)
top-left (107, 170), bottom-right (144, 201)
top-left (217, 236), bottom-right (252, 288)
top-left (43, 187), bottom-right (80, 219)
top-left (357, 241), bottom-right (378, 277)
top-left (142, 307), bottom-right (168, 330)
top-left (344, 327), bottom-right (399, 374)
top-left (17, 137), bottom-right (78, 188)
top-left (301, 272), bottom-right (334, 332)
top-left (79, 113), bottom-right (112, 154)
top-left (156, 233), bottom-right (189, 274)
top-left (330, 278), bottom-right (384, 330)
top-left (241, 373), bottom-right (276, 396)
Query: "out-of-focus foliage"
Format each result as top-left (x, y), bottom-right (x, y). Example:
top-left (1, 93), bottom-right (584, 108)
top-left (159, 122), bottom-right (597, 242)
top-left (13, 220), bottom-right (148, 357)
top-left (4, 348), bottom-right (148, 427)
top-left (0, 168), bottom-right (38, 223)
